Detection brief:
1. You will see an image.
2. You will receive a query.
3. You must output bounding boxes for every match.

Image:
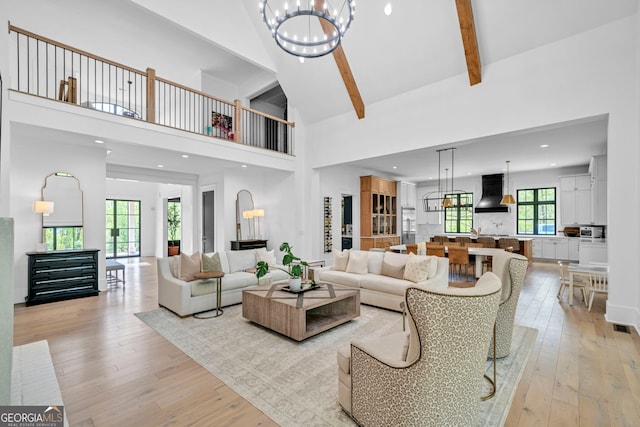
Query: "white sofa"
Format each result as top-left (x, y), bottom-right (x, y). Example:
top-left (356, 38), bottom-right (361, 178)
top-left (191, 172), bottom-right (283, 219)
top-left (157, 249), bottom-right (289, 316)
top-left (314, 250), bottom-right (449, 312)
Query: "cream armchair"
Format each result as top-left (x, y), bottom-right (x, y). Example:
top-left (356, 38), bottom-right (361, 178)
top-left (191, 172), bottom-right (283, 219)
top-left (487, 251), bottom-right (529, 358)
top-left (337, 272), bottom-right (502, 426)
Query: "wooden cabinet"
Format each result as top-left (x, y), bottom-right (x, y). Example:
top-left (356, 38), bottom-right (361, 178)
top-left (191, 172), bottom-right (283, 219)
top-left (26, 249), bottom-right (100, 305)
top-left (360, 176), bottom-right (399, 250)
top-left (559, 174), bottom-right (591, 225)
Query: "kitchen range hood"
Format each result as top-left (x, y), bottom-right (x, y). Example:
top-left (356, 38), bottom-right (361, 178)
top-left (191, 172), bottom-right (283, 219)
top-left (475, 174), bottom-right (509, 213)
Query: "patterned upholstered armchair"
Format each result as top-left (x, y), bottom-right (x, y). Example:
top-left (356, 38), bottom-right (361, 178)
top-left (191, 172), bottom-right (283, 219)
top-left (486, 251), bottom-right (529, 358)
top-left (337, 273), bottom-right (502, 426)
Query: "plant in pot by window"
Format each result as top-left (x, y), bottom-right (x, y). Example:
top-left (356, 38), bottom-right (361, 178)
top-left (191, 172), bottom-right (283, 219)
top-left (255, 242), bottom-right (311, 291)
top-left (167, 202), bottom-right (181, 256)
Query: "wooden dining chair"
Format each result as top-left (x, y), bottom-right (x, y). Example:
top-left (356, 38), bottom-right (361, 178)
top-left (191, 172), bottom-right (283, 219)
top-left (405, 244), bottom-right (418, 255)
top-left (432, 235), bottom-right (449, 244)
top-left (455, 236), bottom-right (472, 246)
top-left (556, 260), bottom-right (587, 304)
top-left (587, 272), bottom-right (608, 311)
top-left (448, 246), bottom-right (474, 281)
top-left (498, 238), bottom-right (520, 253)
top-left (477, 237), bottom-right (496, 272)
top-left (426, 244), bottom-right (445, 257)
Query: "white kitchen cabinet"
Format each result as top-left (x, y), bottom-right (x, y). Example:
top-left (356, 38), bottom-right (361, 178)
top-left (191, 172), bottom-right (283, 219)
top-left (542, 237), bottom-right (569, 260)
top-left (589, 155), bottom-right (607, 225)
top-left (559, 174), bottom-right (591, 225)
top-left (579, 240), bottom-right (607, 264)
top-left (400, 182), bottom-right (416, 208)
top-left (568, 238), bottom-right (579, 261)
top-left (532, 238), bottom-right (543, 258)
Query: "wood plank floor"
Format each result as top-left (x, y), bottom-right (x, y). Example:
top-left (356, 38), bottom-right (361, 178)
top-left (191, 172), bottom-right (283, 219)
top-left (14, 258), bottom-right (640, 426)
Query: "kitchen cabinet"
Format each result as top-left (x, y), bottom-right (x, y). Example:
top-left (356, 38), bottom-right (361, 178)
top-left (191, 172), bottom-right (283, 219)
top-left (589, 155), bottom-right (607, 225)
top-left (579, 240), bottom-right (607, 264)
top-left (532, 238), bottom-right (543, 258)
top-left (360, 176), bottom-right (399, 250)
top-left (400, 181), bottom-right (416, 208)
top-left (559, 174), bottom-right (591, 225)
top-left (568, 238), bottom-right (580, 261)
top-left (542, 238), bottom-right (569, 260)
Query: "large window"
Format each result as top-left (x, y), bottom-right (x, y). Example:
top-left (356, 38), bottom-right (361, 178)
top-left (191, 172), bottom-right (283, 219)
top-left (517, 188), bottom-right (556, 235)
top-left (106, 199), bottom-right (141, 258)
top-left (444, 193), bottom-right (474, 233)
top-left (43, 227), bottom-right (83, 251)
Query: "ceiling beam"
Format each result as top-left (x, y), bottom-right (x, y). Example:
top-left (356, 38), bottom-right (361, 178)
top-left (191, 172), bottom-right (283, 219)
top-left (455, 0), bottom-right (482, 86)
top-left (314, 6), bottom-right (365, 119)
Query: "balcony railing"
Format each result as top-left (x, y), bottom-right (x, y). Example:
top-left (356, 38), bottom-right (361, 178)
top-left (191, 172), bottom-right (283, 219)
top-left (9, 24), bottom-right (295, 155)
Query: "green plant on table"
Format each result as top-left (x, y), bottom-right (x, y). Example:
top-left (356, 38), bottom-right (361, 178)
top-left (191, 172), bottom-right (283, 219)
top-left (256, 242), bottom-right (313, 282)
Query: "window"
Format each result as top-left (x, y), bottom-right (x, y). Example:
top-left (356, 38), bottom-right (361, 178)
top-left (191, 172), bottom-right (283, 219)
top-left (106, 199), bottom-right (141, 258)
top-left (517, 188), bottom-right (556, 235)
top-left (43, 226), bottom-right (83, 251)
top-left (444, 193), bottom-right (473, 233)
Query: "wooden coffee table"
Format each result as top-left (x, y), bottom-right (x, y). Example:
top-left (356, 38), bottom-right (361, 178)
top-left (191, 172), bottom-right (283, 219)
top-left (242, 282), bottom-right (360, 341)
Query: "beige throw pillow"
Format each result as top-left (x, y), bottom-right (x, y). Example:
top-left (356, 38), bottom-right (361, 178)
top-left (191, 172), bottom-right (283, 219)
top-left (332, 249), bottom-right (350, 271)
top-left (179, 252), bottom-right (201, 282)
top-left (202, 252), bottom-right (223, 273)
top-left (346, 250), bottom-right (368, 274)
top-left (255, 248), bottom-right (277, 267)
top-left (403, 254), bottom-right (432, 283)
top-left (381, 261), bottom-right (405, 279)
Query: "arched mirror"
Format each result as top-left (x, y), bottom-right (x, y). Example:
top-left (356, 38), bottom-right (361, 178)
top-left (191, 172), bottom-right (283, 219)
top-left (41, 172), bottom-right (84, 250)
top-left (236, 190), bottom-right (254, 240)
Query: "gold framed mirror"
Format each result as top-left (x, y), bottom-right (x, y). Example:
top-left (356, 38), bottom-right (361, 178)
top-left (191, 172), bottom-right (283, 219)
top-left (41, 172), bottom-right (84, 250)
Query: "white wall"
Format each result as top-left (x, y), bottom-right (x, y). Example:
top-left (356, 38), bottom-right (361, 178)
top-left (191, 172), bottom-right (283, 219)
top-left (304, 17), bottom-right (639, 330)
top-left (10, 136), bottom-right (107, 303)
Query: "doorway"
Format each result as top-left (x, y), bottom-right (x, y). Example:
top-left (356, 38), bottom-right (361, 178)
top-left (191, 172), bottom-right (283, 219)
top-left (105, 199), bottom-right (141, 258)
top-left (341, 195), bottom-right (353, 250)
top-left (167, 197), bottom-right (181, 256)
top-left (202, 190), bottom-right (215, 253)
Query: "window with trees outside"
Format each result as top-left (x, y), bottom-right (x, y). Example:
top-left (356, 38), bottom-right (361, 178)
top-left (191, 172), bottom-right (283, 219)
top-left (43, 227), bottom-right (83, 251)
top-left (444, 193), bottom-right (474, 233)
top-left (517, 188), bottom-right (556, 235)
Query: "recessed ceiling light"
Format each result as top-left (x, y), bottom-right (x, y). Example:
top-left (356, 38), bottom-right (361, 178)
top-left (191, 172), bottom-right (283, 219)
top-left (468, 172), bottom-right (472, 175)
top-left (106, 149), bottom-right (112, 155)
top-left (241, 164), bottom-right (248, 168)
top-left (94, 139), bottom-right (104, 144)
top-left (392, 166), bottom-right (397, 169)
top-left (157, 164), bottom-right (164, 168)
top-left (181, 154), bottom-right (189, 158)
top-left (384, 3), bottom-right (393, 16)
top-left (551, 163), bottom-right (557, 166)
top-left (540, 144), bottom-right (549, 148)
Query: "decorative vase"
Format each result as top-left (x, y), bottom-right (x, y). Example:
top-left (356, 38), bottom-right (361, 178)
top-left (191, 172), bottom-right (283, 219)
top-left (289, 277), bottom-right (302, 291)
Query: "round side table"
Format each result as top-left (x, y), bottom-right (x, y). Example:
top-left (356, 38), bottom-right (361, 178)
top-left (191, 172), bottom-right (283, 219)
top-left (192, 271), bottom-right (225, 319)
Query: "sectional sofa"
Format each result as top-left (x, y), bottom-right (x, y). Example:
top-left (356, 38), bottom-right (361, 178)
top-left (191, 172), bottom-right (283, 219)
top-left (157, 248), bottom-right (289, 316)
top-left (314, 250), bottom-right (449, 312)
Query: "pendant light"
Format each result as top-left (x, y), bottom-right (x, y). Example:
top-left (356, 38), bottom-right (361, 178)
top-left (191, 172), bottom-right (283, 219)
top-left (441, 168), bottom-right (452, 207)
top-left (500, 160), bottom-right (516, 205)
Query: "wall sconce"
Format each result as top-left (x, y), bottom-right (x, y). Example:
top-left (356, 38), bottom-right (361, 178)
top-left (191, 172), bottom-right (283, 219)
top-left (33, 200), bottom-right (55, 216)
top-left (253, 209), bottom-right (265, 239)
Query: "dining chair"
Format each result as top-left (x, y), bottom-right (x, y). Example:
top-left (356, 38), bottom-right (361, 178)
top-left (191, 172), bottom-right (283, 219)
top-left (432, 235), bottom-right (449, 244)
top-left (448, 246), bottom-right (474, 281)
top-left (498, 238), bottom-right (520, 253)
top-left (477, 237), bottom-right (496, 273)
top-left (587, 272), bottom-right (608, 311)
top-left (405, 244), bottom-right (418, 255)
top-left (426, 244), bottom-right (445, 257)
top-left (455, 236), bottom-right (472, 246)
top-left (556, 260), bottom-right (587, 304)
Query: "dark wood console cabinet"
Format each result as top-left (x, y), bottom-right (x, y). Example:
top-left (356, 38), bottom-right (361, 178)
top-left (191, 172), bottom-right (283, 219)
top-left (230, 240), bottom-right (268, 250)
top-left (26, 249), bottom-right (100, 305)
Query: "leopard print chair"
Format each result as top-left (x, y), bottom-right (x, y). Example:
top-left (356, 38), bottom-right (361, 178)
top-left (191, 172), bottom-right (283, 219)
top-left (337, 272), bottom-right (502, 426)
top-left (486, 251), bottom-right (529, 359)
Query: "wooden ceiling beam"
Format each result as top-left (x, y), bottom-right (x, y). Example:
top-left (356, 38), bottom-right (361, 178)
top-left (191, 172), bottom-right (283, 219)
top-left (314, 5), bottom-right (365, 119)
top-left (455, 0), bottom-right (482, 86)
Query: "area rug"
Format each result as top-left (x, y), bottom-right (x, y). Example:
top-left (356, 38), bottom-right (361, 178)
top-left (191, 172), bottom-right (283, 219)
top-left (136, 305), bottom-right (536, 426)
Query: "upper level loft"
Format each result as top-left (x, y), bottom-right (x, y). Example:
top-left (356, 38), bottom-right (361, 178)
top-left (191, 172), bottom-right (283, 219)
top-left (8, 24), bottom-right (295, 156)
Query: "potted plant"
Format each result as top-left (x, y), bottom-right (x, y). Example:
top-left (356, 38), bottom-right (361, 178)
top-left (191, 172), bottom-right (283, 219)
top-left (256, 242), bottom-right (309, 291)
top-left (167, 201), bottom-right (181, 256)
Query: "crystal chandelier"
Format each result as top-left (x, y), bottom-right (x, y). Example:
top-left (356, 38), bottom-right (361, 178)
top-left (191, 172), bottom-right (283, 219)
top-left (259, 0), bottom-right (356, 58)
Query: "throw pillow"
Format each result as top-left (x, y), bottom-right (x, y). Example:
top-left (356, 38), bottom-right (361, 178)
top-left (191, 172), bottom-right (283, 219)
top-left (255, 247), bottom-right (277, 267)
top-left (202, 252), bottom-right (223, 272)
top-left (381, 260), bottom-right (405, 279)
top-left (179, 252), bottom-right (201, 282)
top-left (169, 255), bottom-right (181, 278)
top-left (332, 249), bottom-right (350, 271)
top-left (403, 254), bottom-right (432, 283)
top-left (346, 250), bottom-right (368, 274)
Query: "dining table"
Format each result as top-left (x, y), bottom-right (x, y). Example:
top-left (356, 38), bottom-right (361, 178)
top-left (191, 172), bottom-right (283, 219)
top-left (567, 262), bottom-right (609, 306)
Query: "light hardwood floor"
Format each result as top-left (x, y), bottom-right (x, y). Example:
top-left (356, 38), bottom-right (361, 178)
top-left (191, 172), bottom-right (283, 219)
top-left (14, 258), bottom-right (640, 426)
